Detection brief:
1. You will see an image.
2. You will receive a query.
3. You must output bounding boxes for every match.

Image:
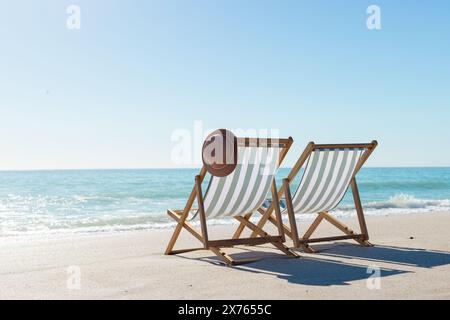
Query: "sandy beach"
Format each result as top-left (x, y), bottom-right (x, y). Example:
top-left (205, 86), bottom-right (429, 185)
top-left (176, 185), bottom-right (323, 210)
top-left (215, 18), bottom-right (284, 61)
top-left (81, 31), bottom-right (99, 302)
top-left (0, 212), bottom-right (449, 300)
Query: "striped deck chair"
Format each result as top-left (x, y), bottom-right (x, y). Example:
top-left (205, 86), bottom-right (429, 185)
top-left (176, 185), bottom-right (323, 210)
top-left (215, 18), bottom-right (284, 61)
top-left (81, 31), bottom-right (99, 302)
top-left (165, 137), bottom-right (299, 265)
top-left (235, 141), bottom-right (378, 253)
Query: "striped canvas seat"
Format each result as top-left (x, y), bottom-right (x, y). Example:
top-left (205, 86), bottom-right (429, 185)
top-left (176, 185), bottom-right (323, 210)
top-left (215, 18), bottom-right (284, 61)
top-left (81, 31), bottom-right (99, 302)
top-left (166, 134), bottom-right (298, 265)
top-left (241, 140), bottom-right (378, 253)
top-left (290, 147), bottom-right (366, 214)
top-left (202, 146), bottom-right (280, 219)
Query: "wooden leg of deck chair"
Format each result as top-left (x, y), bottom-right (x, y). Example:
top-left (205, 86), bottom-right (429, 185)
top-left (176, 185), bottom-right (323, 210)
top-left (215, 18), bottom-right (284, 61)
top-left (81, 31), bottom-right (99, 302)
top-left (351, 178), bottom-right (373, 246)
top-left (166, 213), bottom-right (258, 265)
top-left (267, 213), bottom-right (293, 240)
top-left (209, 247), bottom-right (235, 265)
top-left (167, 212), bottom-right (260, 265)
top-left (165, 168), bottom-right (208, 255)
top-left (166, 210), bottom-right (206, 254)
top-left (170, 248), bottom-right (205, 255)
top-left (195, 176), bottom-right (209, 249)
top-left (235, 216), bottom-right (299, 258)
top-left (283, 179), bottom-right (302, 249)
top-left (210, 246), bottom-right (262, 266)
top-left (232, 212), bottom-right (253, 239)
top-left (298, 212), bottom-right (326, 253)
top-left (165, 209), bottom-right (192, 255)
top-left (302, 213), bottom-right (325, 239)
top-left (271, 180), bottom-right (285, 242)
top-left (250, 205), bottom-right (274, 238)
top-left (165, 170), bottom-right (206, 255)
top-left (256, 207), bottom-right (294, 237)
top-left (321, 212), bottom-right (369, 246)
top-left (235, 208), bottom-right (281, 241)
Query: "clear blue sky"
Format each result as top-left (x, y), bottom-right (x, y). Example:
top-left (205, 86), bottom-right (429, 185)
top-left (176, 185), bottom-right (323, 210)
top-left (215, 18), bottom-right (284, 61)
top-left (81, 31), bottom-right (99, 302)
top-left (1, 0), bottom-right (449, 170)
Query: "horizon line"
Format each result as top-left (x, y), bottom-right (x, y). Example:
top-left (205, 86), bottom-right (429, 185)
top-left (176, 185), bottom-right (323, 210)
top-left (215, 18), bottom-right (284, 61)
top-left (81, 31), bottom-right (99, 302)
top-left (0, 166), bottom-right (449, 172)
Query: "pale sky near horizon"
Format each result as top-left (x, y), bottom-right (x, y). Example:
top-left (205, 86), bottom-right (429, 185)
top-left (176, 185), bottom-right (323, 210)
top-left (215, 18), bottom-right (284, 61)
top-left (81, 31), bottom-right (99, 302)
top-left (1, 0), bottom-right (449, 170)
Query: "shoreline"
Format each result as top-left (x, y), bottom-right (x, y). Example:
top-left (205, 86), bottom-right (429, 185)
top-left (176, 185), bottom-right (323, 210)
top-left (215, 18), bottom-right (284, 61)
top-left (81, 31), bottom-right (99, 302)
top-left (2, 210), bottom-right (449, 245)
top-left (1, 211), bottom-right (449, 299)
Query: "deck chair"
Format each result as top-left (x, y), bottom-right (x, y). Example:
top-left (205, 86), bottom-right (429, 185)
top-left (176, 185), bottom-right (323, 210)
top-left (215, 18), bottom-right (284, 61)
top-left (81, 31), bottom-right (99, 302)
top-left (165, 136), bottom-right (299, 265)
top-left (234, 141), bottom-right (378, 253)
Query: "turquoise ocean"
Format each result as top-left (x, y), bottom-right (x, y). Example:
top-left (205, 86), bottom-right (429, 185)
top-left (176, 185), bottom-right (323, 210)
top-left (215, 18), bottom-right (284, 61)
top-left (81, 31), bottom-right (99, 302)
top-left (0, 168), bottom-right (449, 238)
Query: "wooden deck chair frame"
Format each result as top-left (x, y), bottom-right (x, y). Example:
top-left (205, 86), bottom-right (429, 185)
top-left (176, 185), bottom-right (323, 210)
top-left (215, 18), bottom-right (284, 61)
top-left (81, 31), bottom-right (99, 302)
top-left (165, 137), bottom-right (299, 265)
top-left (234, 141), bottom-right (378, 253)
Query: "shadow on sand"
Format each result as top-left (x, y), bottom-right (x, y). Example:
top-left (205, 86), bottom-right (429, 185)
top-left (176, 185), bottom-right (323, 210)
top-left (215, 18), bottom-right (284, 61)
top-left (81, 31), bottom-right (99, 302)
top-left (313, 243), bottom-right (450, 268)
top-left (191, 242), bottom-right (450, 286)
top-left (231, 255), bottom-right (407, 286)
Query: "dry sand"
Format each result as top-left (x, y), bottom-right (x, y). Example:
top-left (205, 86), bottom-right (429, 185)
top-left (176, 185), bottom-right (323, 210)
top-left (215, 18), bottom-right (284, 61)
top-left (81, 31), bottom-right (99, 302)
top-left (0, 212), bottom-right (449, 300)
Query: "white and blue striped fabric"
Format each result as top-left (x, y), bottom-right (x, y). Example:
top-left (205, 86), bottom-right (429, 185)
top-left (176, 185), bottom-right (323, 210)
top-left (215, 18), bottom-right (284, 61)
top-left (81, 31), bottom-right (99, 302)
top-left (201, 146), bottom-right (280, 219)
top-left (290, 148), bottom-right (366, 214)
